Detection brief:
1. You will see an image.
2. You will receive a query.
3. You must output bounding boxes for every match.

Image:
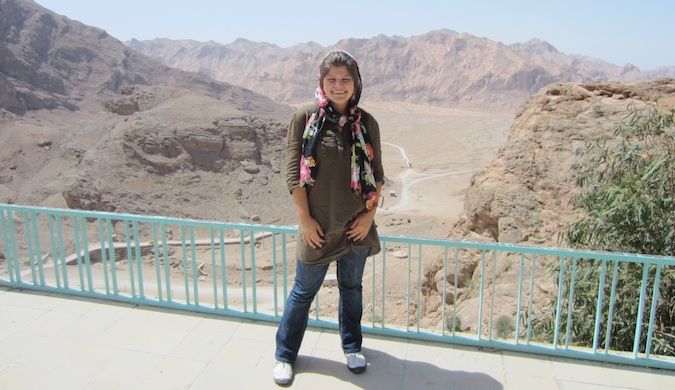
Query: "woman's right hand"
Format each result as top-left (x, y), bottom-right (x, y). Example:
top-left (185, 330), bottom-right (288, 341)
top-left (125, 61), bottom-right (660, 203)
top-left (300, 215), bottom-right (325, 249)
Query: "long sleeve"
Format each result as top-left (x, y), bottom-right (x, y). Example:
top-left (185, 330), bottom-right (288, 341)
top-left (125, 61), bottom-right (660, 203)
top-left (284, 108), bottom-right (307, 193)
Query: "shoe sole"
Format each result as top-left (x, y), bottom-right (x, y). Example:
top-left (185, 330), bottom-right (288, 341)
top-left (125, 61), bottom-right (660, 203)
top-left (348, 365), bottom-right (366, 374)
top-left (273, 377), bottom-right (293, 386)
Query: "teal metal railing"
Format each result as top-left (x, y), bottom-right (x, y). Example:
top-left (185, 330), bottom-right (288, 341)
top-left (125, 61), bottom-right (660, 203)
top-left (1, 203), bottom-right (673, 370)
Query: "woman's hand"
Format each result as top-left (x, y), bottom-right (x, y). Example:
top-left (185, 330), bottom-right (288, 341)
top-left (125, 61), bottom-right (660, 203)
top-left (346, 209), bottom-right (375, 241)
top-left (300, 215), bottom-right (325, 249)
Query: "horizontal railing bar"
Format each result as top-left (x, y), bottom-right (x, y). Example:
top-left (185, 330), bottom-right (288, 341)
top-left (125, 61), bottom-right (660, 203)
top-left (0, 204), bottom-right (294, 234)
top-left (2, 203), bottom-right (672, 265)
top-left (0, 280), bottom-right (275, 322)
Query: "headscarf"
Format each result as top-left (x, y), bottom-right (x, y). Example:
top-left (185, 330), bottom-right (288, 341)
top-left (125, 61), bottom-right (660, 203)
top-left (298, 51), bottom-right (378, 210)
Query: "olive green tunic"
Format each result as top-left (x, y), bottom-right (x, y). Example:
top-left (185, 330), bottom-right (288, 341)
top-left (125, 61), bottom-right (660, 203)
top-left (285, 104), bottom-right (385, 265)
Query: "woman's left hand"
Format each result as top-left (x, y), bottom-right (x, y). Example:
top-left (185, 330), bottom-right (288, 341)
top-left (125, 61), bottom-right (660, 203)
top-left (346, 210), bottom-right (375, 241)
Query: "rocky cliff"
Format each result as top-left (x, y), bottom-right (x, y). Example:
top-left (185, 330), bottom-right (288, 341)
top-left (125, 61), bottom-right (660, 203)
top-left (418, 78), bottom-right (675, 332)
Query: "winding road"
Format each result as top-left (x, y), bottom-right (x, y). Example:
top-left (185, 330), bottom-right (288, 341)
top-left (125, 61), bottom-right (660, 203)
top-left (382, 141), bottom-right (412, 168)
top-left (381, 141), bottom-right (479, 213)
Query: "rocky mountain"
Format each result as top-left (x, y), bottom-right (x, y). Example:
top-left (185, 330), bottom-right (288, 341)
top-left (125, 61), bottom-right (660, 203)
top-left (0, 0), bottom-right (294, 223)
top-left (0, 0), bottom-right (290, 119)
top-left (128, 31), bottom-right (674, 110)
top-left (417, 78), bottom-right (675, 332)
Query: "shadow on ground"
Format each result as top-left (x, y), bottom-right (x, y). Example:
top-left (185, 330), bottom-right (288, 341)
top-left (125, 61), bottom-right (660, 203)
top-left (294, 346), bottom-right (502, 390)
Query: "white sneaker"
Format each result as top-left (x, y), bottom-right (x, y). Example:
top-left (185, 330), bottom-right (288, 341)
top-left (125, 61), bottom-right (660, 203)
top-left (345, 352), bottom-right (367, 373)
top-left (272, 360), bottom-right (293, 385)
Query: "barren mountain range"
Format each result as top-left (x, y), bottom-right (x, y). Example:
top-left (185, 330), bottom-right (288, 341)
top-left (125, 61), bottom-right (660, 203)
top-left (0, 0), bottom-right (293, 223)
top-left (128, 32), bottom-right (675, 110)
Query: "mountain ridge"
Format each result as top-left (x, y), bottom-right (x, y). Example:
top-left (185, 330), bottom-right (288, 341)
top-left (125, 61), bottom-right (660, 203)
top-left (128, 30), bottom-right (675, 110)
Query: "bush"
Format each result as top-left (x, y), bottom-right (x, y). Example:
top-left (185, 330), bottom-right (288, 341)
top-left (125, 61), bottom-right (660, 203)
top-left (446, 315), bottom-right (462, 333)
top-left (495, 315), bottom-right (515, 339)
top-left (553, 105), bottom-right (675, 355)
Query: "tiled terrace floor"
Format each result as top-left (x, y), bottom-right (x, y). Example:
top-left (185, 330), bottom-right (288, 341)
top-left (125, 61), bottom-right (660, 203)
top-left (1, 287), bottom-right (674, 389)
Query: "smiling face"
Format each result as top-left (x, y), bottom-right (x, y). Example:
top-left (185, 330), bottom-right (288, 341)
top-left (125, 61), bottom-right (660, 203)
top-left (321, 65), bottom-right (355, 114)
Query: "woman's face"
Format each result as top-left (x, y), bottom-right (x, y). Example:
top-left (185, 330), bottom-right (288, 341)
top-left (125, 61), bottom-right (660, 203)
top-left (322, 65), bottom-right (355, 112)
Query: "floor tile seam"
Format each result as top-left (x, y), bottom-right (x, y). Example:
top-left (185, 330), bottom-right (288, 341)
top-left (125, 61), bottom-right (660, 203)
top-left (0, 363), bottom-right (12, 376)
top-left (111, 336), bottom-right (198, 356)
top-left (105, 305), bottom-right (186, 330)
top-left (0, 292), bottom-right (61, 312)
top-left (15, 305), bottom-right (53, 329)
top-left (188, 340), bottom-right (256, 390)
top-left (201, 324), bottom-right (243, 361)
top-left (555, 377), bottom-right (644, 389)
top-left (164, 318), bottom-right (237, 362)
top-left (79, 348), bottom-right (170, 389)
top-left (105, 343), bottom-right (174, 360)
top-left (42, 301), bottom-right (92, 323)
top-left (51, 298), bottom-right (97, 316)
top-left (305, 329), bottom-right (324, 353)
top-left (162, 316), bottom-right (207, 357)
top-left (503, 366), bottom-right (556, 376)
top-left (503, 372), bottom-right (560, 382)
top-left (68, 299), bottom-right (136, 331)
top-left (136, 351), bottom-right (211, 388)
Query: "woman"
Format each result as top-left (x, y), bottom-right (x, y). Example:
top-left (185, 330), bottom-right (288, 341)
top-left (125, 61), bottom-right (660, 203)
top-left (273, 50), bottom-right (385, 385)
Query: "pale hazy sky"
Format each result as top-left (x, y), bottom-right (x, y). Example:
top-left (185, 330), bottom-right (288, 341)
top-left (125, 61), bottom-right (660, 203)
top-left (35, 0), bottom-right (675, 70)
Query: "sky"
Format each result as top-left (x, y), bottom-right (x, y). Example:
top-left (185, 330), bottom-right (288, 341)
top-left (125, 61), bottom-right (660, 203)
top-left (34, 0), bottom-right (675, 70)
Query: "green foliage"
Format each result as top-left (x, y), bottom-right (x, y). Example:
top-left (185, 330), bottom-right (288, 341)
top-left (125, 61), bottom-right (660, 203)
top-left (495, 315), bottom-right (515, 339)
top-left (541, 105), bottom-right (675, 356)
top-left (568, 105), bottom-right (674, 255)
top-left (534, 260), bottom-right (673, 355)
top-left (446, 315), bottom-right (462, 333)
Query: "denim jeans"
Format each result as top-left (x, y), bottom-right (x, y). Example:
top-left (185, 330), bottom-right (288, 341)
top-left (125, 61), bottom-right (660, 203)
top-left (275, 246), bottom-right (369, 363)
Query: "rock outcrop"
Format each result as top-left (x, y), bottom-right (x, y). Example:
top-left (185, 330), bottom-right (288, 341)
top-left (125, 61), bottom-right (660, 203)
top-left (418, 78), bottom-right (675, 333)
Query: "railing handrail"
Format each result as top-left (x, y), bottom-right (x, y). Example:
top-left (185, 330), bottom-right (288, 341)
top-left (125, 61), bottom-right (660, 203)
top-left (2, 203), bottom-right (672, 265)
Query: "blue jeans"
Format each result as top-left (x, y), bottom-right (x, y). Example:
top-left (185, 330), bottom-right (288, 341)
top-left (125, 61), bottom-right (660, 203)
top-left (275, 246), bottom-right (369, 363)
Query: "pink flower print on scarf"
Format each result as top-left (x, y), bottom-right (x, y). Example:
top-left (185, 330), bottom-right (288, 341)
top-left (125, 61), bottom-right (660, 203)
top-left (315, 87), bottom-right (328, 108)
top-left (366, 144), bottom-right (374, 160)
top-left (365, 191), bottom-right (379, 211)
top-left (299, 156), bottom-right (315, 186)
top-left (350, 167), bottom-right (361, 191)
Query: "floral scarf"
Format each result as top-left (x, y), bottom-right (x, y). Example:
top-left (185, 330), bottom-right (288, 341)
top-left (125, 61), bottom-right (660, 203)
top-left (299, 88), bottom-right (378, 210)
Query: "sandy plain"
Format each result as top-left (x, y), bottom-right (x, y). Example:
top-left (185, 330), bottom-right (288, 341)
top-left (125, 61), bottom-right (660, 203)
top-left (363, 101), bottom-right (514, 238)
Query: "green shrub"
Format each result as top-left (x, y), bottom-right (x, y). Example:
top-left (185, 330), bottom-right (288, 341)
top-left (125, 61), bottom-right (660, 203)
top-left (446, 315), bottom-right (462, 333)
top-left (495, 315), bottom-right (515, 339)
top-left (548, 105), bottom-right (675, 355)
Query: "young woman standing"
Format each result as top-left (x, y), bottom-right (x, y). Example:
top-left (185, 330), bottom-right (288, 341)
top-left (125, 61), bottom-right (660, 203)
top-left (273, 50), bottom-right (385, 385)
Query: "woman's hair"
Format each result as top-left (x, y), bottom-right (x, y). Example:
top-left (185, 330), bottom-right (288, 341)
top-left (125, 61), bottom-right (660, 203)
top-left (319, 50), bottom-right (362, 106)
